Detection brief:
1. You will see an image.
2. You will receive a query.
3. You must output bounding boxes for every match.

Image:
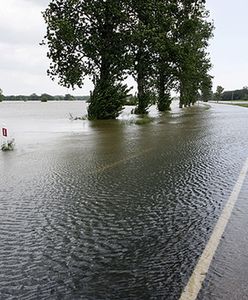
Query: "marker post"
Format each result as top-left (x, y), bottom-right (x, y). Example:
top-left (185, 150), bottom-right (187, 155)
top-left (1, 125), bottom-right (14, 151)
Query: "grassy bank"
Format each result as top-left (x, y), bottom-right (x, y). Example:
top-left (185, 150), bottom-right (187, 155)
top-left (232, 104), bottom-right (248, 108)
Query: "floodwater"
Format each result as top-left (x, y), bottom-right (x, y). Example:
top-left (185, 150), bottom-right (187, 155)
top-left (0, 101), bottom-right (248, 299)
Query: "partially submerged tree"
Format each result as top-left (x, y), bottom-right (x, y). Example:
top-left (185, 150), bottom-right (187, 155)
top-left (128, 0), bottom-right (156, 114)
top-left (153, 0), bottom-right (177, 112)
top-left (173, 0), bottom-right (213, 108)
top-left (43, 0), bottom-right (214, 118)
top-left (43, 0), bottom-right (131, 119)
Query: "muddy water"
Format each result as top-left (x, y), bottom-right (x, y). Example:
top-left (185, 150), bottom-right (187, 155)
top-left (0, 101), bottom-right (247, 299)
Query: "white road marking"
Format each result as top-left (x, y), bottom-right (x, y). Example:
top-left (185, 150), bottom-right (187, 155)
top-left (95, 147), bottom-right (153, 173)
top-left (179, 157), bottom-right (248, 300)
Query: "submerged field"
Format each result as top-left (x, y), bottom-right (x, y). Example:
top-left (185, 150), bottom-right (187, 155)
top-left (0, 101), bottom-right (248, 299)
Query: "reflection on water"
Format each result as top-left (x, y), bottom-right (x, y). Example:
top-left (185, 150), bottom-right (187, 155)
top-left (0, 102), bottom-right (248, 299)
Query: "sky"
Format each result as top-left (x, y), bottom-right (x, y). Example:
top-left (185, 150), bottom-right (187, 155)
top-left (0, 0), bottom-right (248, 96)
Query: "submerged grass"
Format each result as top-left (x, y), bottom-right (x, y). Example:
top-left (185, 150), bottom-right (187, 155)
top-left (135, 115), bottom-right (154, 125)
top-left (1, 139), bottom-right (15, 151)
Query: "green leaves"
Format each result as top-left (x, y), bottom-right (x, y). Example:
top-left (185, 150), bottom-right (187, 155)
top-left (43, 0), bottom-right (213, 118)
top-left (171, 0), bottom-right (214, 107)
top-left (215, 86), bottom-right (224, 101)
top-left (0, 88), bottom-right (4, 102)
top-left (88, 80), bottom-right (130, 119)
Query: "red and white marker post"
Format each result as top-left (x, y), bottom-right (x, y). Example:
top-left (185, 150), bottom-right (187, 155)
top-left (1, 125), bottom-right (11, 150)
top-left (2, 127), bottom-right (8, 137)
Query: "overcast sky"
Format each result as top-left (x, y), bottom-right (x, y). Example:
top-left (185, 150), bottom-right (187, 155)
top-left (0, 0), bottom-right (248, 96)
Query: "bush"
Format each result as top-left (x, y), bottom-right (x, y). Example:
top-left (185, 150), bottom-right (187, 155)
top-left (135, 115), bottom-right (153, 125)
top-left (88, 80), bottom-right (129, 120)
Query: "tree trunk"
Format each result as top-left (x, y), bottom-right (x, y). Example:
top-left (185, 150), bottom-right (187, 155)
top-left (135, 48), bottom-right (149, 114)
top-left (157, 67), bottom-right (171, 111)
top-left (179, 82), bottom-right (184, 108)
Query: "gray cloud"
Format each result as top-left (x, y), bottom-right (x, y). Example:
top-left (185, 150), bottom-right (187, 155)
top-left (24, 0), bottom-right (50, 7)
top-left (0, 0), bottom-right (92, 95)
top-left (1, 0), bottom-right (248, 95)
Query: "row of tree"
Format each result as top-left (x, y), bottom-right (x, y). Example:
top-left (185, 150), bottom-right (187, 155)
top-left (221, 87), bottom-right (248, 101)
top-left (43, 0), bottom-right (214, 119)
top-left (212, 86), bottom-right (248, 101)
top-left (0, 93), bottom-right (89, 102)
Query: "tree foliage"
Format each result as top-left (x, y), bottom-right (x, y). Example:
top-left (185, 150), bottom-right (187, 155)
top-left (222, 87), bottom-right (248, 101)
top-left (200, 74), bottom-right (213, 102)
top-left (171, 0), bottom-right (213, 108)
top-left (43, 0), bottom-right (213, 119)
top-left (215, 85), bottom-right (224, 101)
top-left (43, 0), bottom-right (131, 119)
top-left (0, 88), bottom-right (3, 102)
top-left (127, 0), bottom-right (157, 114)
top-left (4, 94), bottom-right (89, 101)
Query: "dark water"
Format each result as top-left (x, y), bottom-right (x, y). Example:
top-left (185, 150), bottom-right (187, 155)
top-left (0, 102), bottom-right (248, 299)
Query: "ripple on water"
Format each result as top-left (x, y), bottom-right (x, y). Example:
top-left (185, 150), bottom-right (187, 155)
top-left (0, 105), bottom-right (248, 299)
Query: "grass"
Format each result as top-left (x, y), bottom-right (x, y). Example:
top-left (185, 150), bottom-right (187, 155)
top-left (69, 113), bottom-right (88, 120)
top-left (232, 104), bottom-right (248, 108)
top-left (222, 99), bottom-right (248, 101)
top-left (217, 101), bottom-right (248, 108)
top-left (1, 139), bottom-right (15, 151)
top-left (135, 115), bottom-right (154, 125)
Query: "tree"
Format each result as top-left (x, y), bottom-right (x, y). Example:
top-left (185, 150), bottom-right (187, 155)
top-left (43, 0), bottom-right (214, 118)
top-left (128, 0), bottom-right (156, 114)
top-left (200, 74), bottom-right (213, 102)
top-left (64, 93), bottom-right (75, 101)
top-left (43, 0), bottom-right (131, 119)
top-left (0, 88), bottom-right (4, 102)
top-left (30, 93), bottom-right (39, 101)
top-left (173, 0), bottom-right (213, 108)
top-left (215, 85), bottom-right (224, 102)
top-left (41, 93), bottom-right (54, 102)
top-left (152, 0), bottom-right (176, 111)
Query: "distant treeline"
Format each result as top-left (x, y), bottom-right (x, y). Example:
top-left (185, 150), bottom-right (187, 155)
top-left (3, 93), bottom-right (90, 102)
top-left (2, 93), bottom-right (141, 105)
top-left (221, 88), bottom-right (248, 101)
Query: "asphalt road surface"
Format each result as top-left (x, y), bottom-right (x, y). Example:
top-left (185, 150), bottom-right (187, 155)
top-left (0, 102), bottom-right (248, 299)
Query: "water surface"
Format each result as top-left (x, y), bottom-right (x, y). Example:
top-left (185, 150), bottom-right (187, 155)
top-left (0, 101), bottom-right (248, 299)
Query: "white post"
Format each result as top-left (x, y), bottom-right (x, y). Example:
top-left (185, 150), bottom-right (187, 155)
top-left (1, 124), bottom-right (9, 150)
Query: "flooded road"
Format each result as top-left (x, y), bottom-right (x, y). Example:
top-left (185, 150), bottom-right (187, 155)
top-left (0, 101), bottom-right (248, 299)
